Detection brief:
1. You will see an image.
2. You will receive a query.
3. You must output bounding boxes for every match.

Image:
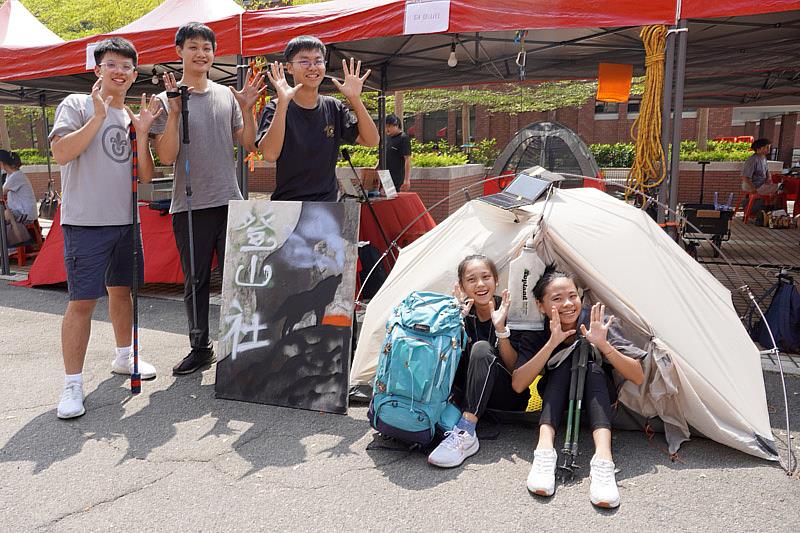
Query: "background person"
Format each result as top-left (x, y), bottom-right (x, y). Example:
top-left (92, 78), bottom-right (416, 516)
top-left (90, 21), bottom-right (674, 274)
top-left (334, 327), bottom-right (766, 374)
top-left (385, 114), bottom-right (411, 191)
top-left (0, 150), bottom-right (37, 246)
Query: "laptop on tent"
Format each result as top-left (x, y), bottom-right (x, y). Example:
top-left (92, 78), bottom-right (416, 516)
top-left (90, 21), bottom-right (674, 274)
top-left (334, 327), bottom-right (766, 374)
top-left (479, 166), bottom-right (564, 210)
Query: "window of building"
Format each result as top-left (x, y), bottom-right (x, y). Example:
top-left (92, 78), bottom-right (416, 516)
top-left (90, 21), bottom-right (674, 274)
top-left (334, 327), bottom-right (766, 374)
top-left (422, 110), bottom-right (449, 143)
top-left (594, 101), bottom-right (619, 120)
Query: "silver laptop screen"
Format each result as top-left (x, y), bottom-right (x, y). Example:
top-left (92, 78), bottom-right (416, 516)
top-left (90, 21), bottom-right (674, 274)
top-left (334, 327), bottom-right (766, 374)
top-left (503, 173), bottom-right (551, 201)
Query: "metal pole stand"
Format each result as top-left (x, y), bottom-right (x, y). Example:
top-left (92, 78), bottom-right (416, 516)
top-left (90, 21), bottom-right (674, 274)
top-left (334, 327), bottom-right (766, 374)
top-left (179, 85), bottom-right (204, 350)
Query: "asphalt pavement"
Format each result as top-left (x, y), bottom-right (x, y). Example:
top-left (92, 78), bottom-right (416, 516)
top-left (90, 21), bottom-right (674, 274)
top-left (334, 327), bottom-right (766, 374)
top-left (0, 281), bottom-right (798, 532)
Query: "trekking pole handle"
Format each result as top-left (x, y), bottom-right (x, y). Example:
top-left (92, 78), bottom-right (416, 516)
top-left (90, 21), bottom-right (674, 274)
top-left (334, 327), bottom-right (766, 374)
top-left (179, 85), bottom-right (190, 145)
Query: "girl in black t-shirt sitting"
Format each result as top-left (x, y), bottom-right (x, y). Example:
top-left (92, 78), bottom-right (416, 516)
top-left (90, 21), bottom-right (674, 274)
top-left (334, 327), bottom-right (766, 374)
top-left (519, 266), bottom-right (646, 508)
top-left (427, 254), bottom-right (530, 469)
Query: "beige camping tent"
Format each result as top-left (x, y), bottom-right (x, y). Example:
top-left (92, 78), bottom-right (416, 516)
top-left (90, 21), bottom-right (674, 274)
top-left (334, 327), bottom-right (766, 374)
top-left (350, 188), bottom-right (777, 460)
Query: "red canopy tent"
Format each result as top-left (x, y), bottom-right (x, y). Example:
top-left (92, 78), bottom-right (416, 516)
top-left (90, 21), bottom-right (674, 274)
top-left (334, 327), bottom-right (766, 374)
top-left (0, 0), bottom-right (63, 48)
top-left (0, 0), bottom-right (243, 104)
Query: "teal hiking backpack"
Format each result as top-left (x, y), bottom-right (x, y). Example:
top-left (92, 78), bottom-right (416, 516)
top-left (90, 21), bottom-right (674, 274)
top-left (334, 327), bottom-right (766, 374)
top-left (368, 291), bottom-right (466, 447)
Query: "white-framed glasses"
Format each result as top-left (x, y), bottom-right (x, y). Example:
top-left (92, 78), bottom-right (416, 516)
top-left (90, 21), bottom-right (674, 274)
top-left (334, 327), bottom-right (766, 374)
top-left (289, 59), bottom-right (326, 69)
top-left (99, 62), bottom-right (136, 73)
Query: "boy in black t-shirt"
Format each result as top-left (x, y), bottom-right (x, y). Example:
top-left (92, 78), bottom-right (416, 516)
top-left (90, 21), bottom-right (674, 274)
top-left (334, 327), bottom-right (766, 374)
top-left (256, 35), bottom-right (379, 201)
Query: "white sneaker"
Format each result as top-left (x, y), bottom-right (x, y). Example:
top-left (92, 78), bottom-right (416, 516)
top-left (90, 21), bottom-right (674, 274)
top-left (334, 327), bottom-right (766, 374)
top-left (111, 354), bottom-right (156, 379)
top-left (527, 448), bottom-right (558, 496)
top-left (590, 455), bottom-right (620, 508)
top-left (427, 429), bottom-right (479, 468)
top-left (57, 382), bottom-right (85, 419)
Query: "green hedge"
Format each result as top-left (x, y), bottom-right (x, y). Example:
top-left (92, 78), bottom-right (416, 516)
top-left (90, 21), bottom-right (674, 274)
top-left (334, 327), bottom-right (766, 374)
top-left (337, 142), bottom-right (470, 168)
top-left (590, 140), bottom-right (754, 167)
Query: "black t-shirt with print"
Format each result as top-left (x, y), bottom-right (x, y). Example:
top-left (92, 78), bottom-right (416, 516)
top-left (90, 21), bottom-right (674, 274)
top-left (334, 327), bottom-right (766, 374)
top-left (256, 95), bottom-right (358, 201)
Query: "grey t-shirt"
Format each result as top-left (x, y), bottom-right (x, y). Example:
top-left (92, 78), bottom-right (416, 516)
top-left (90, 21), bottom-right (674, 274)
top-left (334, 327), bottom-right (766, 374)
top-left (2, 170), bottom-right (38, 222)
top-left (151, 80), bottom-right (244, 214)
top-left (742, 153), bottom-right (768, 189)
top-left (49, 94), bottom-right (133, 226)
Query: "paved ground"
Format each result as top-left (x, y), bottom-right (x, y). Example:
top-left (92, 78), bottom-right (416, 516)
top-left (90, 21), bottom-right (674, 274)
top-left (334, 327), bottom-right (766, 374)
top-left (1, 281), bottom-right (799, 532)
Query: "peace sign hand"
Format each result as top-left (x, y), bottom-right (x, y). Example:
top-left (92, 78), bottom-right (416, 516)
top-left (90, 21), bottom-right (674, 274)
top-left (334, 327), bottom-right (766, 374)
top-left (580, 302), bottom-right (614, 347)
top-left (331, 58), bottom-right (371, 101)
top-left (91, 77), bottom-right (113, 120)
top-left (125, 93), bottom-right (163, 136)
top-left (231, 67), bottom-right (267, 110)
top-left (266, 61), bottom-right (302, 104)
top-left (490, 289), bottom-right (510, 330)
top-left (453, 282), bottom-right (473, 318)
top-left (548, 305), bottom-right (576, 348)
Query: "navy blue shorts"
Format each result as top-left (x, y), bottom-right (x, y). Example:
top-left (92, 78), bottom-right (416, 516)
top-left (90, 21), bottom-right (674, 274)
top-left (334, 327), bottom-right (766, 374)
top-left (63, 224), bottom-right (144, 301)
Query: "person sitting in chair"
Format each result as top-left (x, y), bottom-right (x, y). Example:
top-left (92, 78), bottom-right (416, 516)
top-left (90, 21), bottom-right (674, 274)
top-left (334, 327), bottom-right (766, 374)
top-left (0, 150), bottom-right (37, 246)
top-left (741, 138), bottom-right (780, 200)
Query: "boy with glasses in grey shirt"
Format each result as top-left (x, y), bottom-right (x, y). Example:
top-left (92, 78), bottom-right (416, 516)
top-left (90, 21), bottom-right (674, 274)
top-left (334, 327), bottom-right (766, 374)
top-left (49, 37), bottom-right (162, 419)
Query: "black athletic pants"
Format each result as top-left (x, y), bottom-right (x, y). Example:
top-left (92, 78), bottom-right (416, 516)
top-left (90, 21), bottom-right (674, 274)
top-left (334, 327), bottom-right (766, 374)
top-left (456, 340), bottom-right (530, 418)
top-left (537, 351), bottom-right (614, 432)
top-left (172, 205), bottom-right (228, 349)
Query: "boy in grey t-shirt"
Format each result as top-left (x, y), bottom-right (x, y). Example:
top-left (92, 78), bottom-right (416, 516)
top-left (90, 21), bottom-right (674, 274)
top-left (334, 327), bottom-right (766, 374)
top-left (49, 37), bottom-right (162, 419)
top-left (151, 23), bottom-right (264, 375)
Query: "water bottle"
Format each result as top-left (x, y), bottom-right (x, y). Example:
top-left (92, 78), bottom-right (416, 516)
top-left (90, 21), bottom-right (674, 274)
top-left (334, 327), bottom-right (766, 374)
top-left (507, 238), bottom-right (546, 331)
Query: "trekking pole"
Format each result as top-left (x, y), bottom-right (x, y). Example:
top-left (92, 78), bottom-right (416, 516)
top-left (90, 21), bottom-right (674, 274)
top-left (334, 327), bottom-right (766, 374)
top-left (179, 85), bottom-right (203, 350)
top-left (128, 124), bottom-right (141, 394)
top-left (569, 340), bottom-right (591, 456)
top-left (558, 339), bottom-right (590, 480)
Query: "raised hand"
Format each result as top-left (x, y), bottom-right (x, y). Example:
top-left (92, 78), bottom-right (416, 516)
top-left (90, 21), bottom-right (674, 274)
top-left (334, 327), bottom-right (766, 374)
top-left (331, 57), bottom-right (371, 101)
top-left (580, 302), bottom-right (614, 347)
top-left (490, 289), bottom-right (510, 330)
top-left (91, 77), bottom-right (113, 120)
top-left (125, 93), bottom-right (163, 135)
top-left (548, 305), bottom-right (576, 347)
top-left (265, 61), bottom-right (302, 103)
top-left (231, 67), bottom-right (267, 110)
top-left (162, 72), bottom-right (192, 113)
top-left (453, 282), bottom-right (473, 318)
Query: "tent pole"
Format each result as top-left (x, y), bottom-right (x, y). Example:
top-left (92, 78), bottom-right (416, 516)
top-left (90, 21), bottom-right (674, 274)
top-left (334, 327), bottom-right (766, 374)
top-left (667, 20), bottom-right (688, 237)
top-left (39, 95), bottom-right (53, 184)
top-left (236, 55), bottom-right (248, 199)
top-left (378, 65), bottom-right (387, 170)
top-left (657, 28), bottom-right (676, 225)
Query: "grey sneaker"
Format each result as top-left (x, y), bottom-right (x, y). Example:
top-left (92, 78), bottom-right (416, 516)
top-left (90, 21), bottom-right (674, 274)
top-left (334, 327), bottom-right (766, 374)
top-left (427, 429), bottom-right (479, 468)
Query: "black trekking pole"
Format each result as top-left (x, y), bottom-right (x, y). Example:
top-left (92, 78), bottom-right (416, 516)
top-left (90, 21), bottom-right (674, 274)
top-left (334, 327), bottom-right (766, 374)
top-left (557, 339), bottom-right (590, 481)
top-left (180, 85), bottom-right (203, 349)
top-left (341, 147), bottom-right (397, 265)
top-left (128, 124), bottom-right (141, 394)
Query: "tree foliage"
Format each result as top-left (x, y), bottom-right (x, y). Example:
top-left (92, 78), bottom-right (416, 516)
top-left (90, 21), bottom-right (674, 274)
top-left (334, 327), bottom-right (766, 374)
top-left (20, 0), bottom-right (161, 39)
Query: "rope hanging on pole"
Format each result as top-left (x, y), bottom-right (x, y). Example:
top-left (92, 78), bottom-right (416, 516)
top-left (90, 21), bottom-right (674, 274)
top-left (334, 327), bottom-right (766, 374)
top-left (627, 25), bottom-right (668, 201)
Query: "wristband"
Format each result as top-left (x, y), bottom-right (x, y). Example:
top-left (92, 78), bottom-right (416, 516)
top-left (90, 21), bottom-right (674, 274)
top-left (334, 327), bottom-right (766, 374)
top-left (495, 327), bottom-right (511, 339)
top-left (166, 91), bottom-right (181, 99)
